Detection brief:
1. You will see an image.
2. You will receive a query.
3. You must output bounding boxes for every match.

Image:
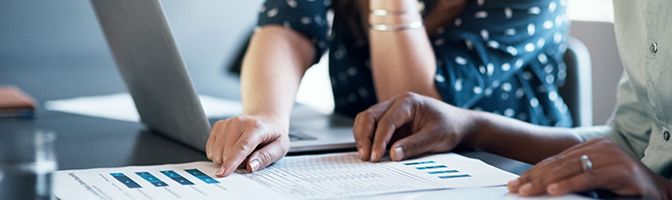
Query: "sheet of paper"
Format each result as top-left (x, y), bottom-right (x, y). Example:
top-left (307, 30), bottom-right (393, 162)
top-left (54, 162), bottom-right (280, 200)
top-left (245, 152), bottom-right (517, 199)
top-left (348, 186), bottom-right (590, 200)
top-left (44, 93), bottom-right (242, 122)
top-left (55, 152), bottom-right (518, 200)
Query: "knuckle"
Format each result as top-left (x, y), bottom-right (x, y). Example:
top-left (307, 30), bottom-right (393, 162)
top-left (401, 140), bottom-right (421, 155)
top-left (213, 157), bottom-right (222, 165)
top-left (401, 91), bottom-right (417, 99)
top-left (359, 111), bottom-right (374, 121)
top-left (376, 140), bottom-right (388, 149)
top-left (212, 120), bottom-right (230, 131)
top-left (256, 151), bottom-right (274, 164)
top-left (213, 120), bottom-right (225, 128)
top-left (245, 118), bottom-right (264, 129)
top-left (355, 110), bottom-right (367, 119)
top-left (527, 172), bottom-right (542, 184)
top-left (378, 117), bottom-right (391, 127)
top-left (519, 172), bottom-right (532, 182)
top-left (598, 137), bottom-right (611, 143)
top-left (231, 116), bottom-right (243, 124)
top-left (235, 140), bottom-right (253, 152)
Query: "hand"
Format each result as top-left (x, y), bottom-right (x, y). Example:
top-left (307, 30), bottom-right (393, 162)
top-left (206, 115), bottom-right (290, 177)
top-left (508, 138), bottom-right (672, 199)
top-left (424, 0), bottom-right (467, 32)
top-left (353, 92), bottom-right (476, 162)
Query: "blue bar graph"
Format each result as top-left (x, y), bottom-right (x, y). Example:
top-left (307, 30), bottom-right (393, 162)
top-left (415, 165), bottom-right (447, 170)
top-left (111, 173), bottom-right (142, 189)
top-left (439, 174), bottom-right (471, 179)
top-left (403, 161), bottom-right (436, 166)
top-left (161, 170), bottom-right (194, 185)
top-left (136, 172), bottom-right (169, 187)
top-left (427, 170), bottom-right (459, 174)
top-left (185, 169), bottom-right (219, 184)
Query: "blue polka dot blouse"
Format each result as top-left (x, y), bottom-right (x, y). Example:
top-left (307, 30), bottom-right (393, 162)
top-left (258, 0), bottom-right (573, 127)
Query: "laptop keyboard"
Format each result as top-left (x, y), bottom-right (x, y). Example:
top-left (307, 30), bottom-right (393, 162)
top-left (208, 118), bottom-right (316, 142)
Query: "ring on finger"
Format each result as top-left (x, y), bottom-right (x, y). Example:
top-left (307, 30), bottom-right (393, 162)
top-left (580, 154), bottom-right (593, 172)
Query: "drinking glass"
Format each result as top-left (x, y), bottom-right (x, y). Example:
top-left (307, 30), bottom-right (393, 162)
top-left (0, 130), bottom-right (57, 200)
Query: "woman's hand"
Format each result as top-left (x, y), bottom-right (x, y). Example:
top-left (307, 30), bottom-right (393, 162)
top-left (206, 115), bottom-right (290, 177)
top-left (508, 138), bottom-right (672, 199)
top-left (353, 92), bottom-right (477, 162)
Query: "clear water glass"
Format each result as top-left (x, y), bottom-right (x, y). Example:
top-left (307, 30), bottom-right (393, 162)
top-left (0, 130), bottom-right (57, 200)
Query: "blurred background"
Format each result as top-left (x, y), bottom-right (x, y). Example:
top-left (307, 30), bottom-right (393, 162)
top-left (0, 0), bottom-right (621, 125)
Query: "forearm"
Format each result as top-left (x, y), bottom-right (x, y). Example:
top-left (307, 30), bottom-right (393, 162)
top-left (241, 26), bottom-right (314, 125)
top-left (463, 110), bottom-right (583, 164)
top-left (369, 0), bottom-right (440, 101)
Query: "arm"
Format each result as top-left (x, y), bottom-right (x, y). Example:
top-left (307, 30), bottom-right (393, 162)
top-left (240, 26), bottom-right (314, 125)
top-left (207, 26), bottom-right (315, 177)
top-left (465, 110), bottom-right (582, 164)
top-left (355, 91), bottom-right (670, 198)
top-left (368, 0), bottom-right (441, 101)
top-left (353, 92), bottom-right (580, 163)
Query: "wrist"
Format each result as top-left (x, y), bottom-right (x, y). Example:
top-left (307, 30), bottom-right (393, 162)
top-left (369, 12), bottom-right (421, 25)
top-left (459, 110), bottom-right (484, 149)
top-left (243, 111), bottom-right (290, 128)
top-left (370, 0), bottom-right (419, 12)
top-left (368, 2), bottom-right (423, 32)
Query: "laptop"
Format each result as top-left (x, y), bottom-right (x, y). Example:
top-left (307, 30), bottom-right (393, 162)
top-left (90, 0), bottom-right (356, 153)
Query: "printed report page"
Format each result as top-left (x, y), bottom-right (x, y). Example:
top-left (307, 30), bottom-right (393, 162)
top-left (55, 152), bottom-right (517, 200)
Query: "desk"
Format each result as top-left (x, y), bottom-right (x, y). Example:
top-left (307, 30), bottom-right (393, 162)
top-left (0, 62), bottom-right (554, 199)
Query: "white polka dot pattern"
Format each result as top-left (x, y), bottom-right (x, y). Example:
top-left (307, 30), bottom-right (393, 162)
top-left (257, 0), bottom-right (573, 126)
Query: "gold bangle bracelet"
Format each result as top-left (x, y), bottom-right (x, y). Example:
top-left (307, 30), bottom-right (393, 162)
top-left (370, 21), bottom-right (424, 32)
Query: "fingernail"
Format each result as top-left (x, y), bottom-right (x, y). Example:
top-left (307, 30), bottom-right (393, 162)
top-left (547, 183), bottom-right (560, 195)
top-left (358, 148), bottom-right (365, 159)
top-left (249, 159), bottom-right (260, 172)
top-left (370, 151), bottom-right (379, 162)
top-left (216, 166), bottom-right (226, 177)
top-left (519, 183), bottom-right (532, 195)
top-left (393, 146), bottom-right (404, 161)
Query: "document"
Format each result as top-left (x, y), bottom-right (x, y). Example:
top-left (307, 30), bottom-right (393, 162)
top-left (55, 162), bottom-right (278, 200)
top-left (55, 152), bottom-right (518, 200)
top-left (44, 93), bottom-right (242, 122)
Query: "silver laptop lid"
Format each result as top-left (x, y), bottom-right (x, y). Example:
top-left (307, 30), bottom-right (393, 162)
top-left (91, 0), bottom-right (210, 150)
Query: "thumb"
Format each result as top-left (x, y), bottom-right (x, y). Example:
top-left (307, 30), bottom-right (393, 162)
top-left (246, 137), bottom-right (289, 172)
top-left (389, 127), bottom-right (441, 161)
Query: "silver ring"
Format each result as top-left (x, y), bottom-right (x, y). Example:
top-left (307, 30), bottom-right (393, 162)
top-left (580, 154), bottom-right (593, 172)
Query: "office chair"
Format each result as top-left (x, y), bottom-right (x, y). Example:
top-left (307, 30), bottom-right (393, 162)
top-left (559, 37), bottom-right (593, 127)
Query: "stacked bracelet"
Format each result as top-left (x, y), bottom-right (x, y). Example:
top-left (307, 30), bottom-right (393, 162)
top-left (370, 21), bottom-right (423, 32)
top-left (369, 7), bottom-right (423, 32)
top-left (370, 8), bottom-right (413, 17)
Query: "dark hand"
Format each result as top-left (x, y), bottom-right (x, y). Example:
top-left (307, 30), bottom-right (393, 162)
top-left (353, 92), bottom-right (475, 162)
top-left (508, 138), bottom-right (672, 199)
top-left (206, 115), bottom-right (290, 177)
top-left (425, 0), bottom-right (467, 33)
